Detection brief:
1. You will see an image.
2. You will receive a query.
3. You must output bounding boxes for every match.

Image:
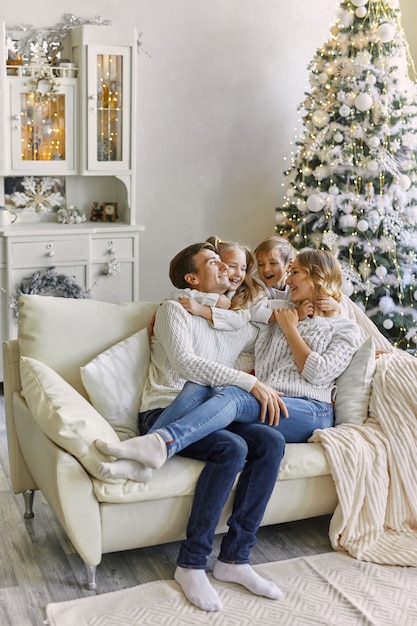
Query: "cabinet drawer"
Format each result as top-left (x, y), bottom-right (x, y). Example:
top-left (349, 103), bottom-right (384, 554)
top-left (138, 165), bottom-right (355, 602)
top-left (10, 239), bottom-right (88, 266)
top-left (91, 236), bottom-right (135, 260)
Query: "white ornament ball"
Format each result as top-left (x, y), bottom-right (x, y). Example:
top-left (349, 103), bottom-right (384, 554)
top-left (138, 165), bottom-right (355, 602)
top-left (357, 219), bottom-right (369, 232)
top-left (413, 290), bottom-right (417, 301)
top-left (377, 23), bottom-right (395, 43)
top-left (351, 0), bottom-right (367, 6)
top-left (367, 160), bottom-right (379, 172)
top-left (398, 174), bottom-right (411, 190)
top-left (355, 93), bottom-right (373, 112)
top-left (334, 132), bottom-right (344, 143)
top-left (318, 73), bottom-right (328, 85)
top-left (383, 319), bottom-right (394, 330)
top-left (367, 136), bottom-right (380, 148)
top-left (339, 104), bottom-right (351, 118)
top-left (312, 110), bottom-right (330, 128)
top-left (388, 0), bottom-right (399, 9)
top-left (375, 265), bottom-right (387, 278)
top-left (379, 295), bottom-right (395, 315)
top-left (355, 6), bottom-right (367, 18)
top-left (306, 194), bottom-right (324, 213)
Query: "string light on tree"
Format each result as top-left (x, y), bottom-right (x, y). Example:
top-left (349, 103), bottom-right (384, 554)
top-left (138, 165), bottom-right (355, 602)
top-left (276, 0), bottom-right (417, 351)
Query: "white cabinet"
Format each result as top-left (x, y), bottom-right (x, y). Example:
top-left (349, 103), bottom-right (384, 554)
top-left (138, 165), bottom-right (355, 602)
top-left (0, 22), bottom-right (143, 381)
top-left (2, 223), bottom-right (143, 345)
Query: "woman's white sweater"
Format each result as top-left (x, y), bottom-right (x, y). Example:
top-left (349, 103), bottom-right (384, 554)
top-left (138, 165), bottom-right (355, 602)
top-left (255, 315), bottom-right (361, 404)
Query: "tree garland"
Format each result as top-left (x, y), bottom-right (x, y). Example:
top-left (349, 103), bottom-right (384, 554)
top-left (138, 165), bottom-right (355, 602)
top-left (9, 267), bottom-right (90, 317)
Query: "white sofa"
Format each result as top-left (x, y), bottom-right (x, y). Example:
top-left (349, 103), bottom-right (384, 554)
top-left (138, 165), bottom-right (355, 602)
top-left (3, 294), bottom-right (388, 589)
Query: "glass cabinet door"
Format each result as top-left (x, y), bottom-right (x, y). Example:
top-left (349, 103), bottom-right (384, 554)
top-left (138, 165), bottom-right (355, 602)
top-left (9, 77), bottom-right (76, 173)
top-left (87, 45), bottom-right (132, 172)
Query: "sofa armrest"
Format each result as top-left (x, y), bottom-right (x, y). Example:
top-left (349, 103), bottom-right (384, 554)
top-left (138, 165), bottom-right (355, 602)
top-left (3, 340), bottom-right (36, 493)
top-left (13, 392), bottom-right (102, 566)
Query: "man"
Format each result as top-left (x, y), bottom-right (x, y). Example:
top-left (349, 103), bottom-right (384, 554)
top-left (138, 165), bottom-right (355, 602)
top-left (98, 242), bottom-right (286, 611)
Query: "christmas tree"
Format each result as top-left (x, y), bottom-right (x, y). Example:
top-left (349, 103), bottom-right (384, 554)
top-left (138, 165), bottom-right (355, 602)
top-left (277, 0), bottom-right (417, 351)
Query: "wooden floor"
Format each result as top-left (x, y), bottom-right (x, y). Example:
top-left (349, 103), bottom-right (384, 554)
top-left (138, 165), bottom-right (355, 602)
top-left (0, 385), bottom-right (333, 625)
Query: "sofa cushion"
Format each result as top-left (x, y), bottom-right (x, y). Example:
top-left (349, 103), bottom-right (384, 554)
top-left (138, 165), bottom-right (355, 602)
top-left (333, 337), bottom-right (376, 426)
top-left (80, 329), bottom-right (151, 439)
top-left (18, 295), bottom-right (159, 397)
top-left (20, 355), bottom-right (127, 482)
top-left (92, 441), bottom-right (331, 504)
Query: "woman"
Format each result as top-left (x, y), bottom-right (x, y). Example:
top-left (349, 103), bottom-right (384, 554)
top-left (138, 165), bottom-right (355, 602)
top-left (96, 249), bottom-right (361, 473)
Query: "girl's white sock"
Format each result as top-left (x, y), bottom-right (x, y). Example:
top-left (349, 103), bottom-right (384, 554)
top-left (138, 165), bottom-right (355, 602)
top-left (95, 432), bottom-right (168, 469)
top-left (97, 459), bottom-right (153, 483)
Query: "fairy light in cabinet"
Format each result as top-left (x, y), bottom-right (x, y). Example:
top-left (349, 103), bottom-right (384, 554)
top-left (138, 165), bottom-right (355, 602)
top-left (96, 53), bottom-right (123, 161)
top-left (20, 92), bottom-right (66, 161)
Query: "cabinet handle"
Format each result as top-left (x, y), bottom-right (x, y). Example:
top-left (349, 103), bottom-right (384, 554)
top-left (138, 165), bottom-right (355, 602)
top-left (47, 250), bottom-right (55, 258)
top-left (12, 114), bottom-right (20, 120)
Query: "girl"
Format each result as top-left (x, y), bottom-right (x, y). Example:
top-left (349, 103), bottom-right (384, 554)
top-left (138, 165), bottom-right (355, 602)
top-left (96, 249), bottom-right (360, 473)
top-left (173, 236), bottom-right (264, 329)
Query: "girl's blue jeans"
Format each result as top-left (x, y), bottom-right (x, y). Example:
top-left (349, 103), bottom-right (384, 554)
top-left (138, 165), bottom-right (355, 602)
top-left (143, 381), bottom-right (334, 455)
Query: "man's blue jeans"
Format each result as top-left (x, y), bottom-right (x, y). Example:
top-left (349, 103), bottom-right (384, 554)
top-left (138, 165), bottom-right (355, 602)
top-left (144, 381), bottom-right (333, 455)
top-left (139, 413), bottom-right (285, 568)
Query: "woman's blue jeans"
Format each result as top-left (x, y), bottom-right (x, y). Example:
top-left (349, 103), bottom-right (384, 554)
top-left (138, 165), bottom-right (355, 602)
top-left (144, 381), bottom-right (334, 455)
top-left (139, 414), bottom-right (285, 568)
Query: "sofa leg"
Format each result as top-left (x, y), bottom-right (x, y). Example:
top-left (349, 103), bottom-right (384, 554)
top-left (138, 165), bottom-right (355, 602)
top-left (23, 489), bottom-right (35, 519)
top-left (85, 562), bottom-right (97, 590)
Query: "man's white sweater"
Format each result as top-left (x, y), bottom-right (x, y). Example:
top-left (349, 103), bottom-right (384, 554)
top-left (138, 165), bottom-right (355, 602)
top-left (140, 300), bottom-right (258, 411)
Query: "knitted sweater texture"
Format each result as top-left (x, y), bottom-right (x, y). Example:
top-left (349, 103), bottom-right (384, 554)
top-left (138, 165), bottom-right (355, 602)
top-left (255, 314), bottom-right (361, 404)
top-left (140, 300), bottom-right (258, 411)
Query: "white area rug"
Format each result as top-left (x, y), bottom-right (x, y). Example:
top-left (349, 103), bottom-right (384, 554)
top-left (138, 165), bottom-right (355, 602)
top-left (45, 551), bottom-right (417, 625)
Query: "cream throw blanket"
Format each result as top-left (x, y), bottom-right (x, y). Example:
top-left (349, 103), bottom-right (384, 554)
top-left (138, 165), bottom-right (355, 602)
top-left (311, 297), bottom-right (417, 565)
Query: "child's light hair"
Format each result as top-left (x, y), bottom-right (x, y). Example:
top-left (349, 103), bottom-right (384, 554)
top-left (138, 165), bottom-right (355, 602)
top-left (296, 249), bottom-right (343, 307)
top-left (206, 236), bottom-right (263, 310)
top-left (254, 236), bottom-right (296, 266)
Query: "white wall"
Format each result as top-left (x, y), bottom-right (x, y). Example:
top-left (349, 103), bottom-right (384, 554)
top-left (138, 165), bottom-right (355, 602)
top-left (2, 1), bottom-right (417, 300)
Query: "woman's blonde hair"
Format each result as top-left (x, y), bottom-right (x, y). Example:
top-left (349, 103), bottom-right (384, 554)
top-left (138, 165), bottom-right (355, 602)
top-left (296, 249), bottom-right (343, 313)
top-left (206, 236), bottom-right (263, 310)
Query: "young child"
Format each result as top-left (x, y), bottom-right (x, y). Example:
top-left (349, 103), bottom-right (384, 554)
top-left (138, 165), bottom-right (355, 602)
top-left (252, 235), bottom-right (339, 322)
top-left (250, 236), bottom-right (297, 323)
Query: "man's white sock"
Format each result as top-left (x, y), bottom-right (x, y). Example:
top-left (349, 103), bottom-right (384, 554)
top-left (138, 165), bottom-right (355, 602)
top-left (213, 561), bottom-right (283, 600)
top-left (174, 566), bottom-right (222, 612)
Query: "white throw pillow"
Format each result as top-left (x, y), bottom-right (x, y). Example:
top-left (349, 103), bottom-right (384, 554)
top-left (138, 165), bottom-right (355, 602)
top-left (80, 329), bottom-right (151, 439)
top-left (333, 337), bottom-right (376, 426)
top-left (20, 356), bottom-right (124, 482)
